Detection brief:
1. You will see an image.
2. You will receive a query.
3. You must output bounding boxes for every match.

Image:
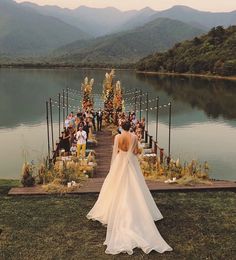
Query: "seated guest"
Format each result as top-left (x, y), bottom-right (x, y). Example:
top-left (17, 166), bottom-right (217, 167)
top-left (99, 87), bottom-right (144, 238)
top-left (62, 127), bottom-right (70, 155)
top-left (70, 142), bottom-right (77, 156)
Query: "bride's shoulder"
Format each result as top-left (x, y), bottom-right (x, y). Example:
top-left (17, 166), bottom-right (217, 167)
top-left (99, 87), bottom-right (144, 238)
top-left (114, 133), bottom-right (120, 139)
top-left (114, 133), bottom-right (121, 143)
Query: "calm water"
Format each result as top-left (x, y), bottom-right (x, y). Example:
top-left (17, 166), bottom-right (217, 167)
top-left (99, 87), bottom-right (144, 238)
top-left (0, 68), bottom-right (236, 180)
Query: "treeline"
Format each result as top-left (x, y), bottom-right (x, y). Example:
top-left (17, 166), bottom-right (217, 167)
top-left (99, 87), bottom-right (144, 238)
top-left (136, 26), bottom-right (236, 76)
top-left (0, 62), bottom-right (135, 70)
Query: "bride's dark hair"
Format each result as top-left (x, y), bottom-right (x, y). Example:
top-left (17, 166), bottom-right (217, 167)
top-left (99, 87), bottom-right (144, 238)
top-left (121, 121), bottom-right (131, 131)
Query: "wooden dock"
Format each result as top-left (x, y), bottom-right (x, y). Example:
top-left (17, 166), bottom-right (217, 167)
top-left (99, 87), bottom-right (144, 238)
top-left (94, 130), bottom-right (113, 178)
top-left (8, 130), bottom-right (236, 196)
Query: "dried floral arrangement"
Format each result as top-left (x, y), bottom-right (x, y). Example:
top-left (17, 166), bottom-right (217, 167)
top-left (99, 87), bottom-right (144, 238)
top-left (103, 70), bottom-right (115, 123)
top-left (139, 154), bottom-right (211, 186)
top-left (81, 77), bottom-right (94, 110)
top-left (21, 151), bottom-right (97, 193)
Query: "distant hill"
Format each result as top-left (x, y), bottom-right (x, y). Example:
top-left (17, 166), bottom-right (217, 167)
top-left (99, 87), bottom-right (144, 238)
top-left (0, 0), bottom-right (89, 56)
top-left (53, 18), bottom-right (204, 65)
top-left (122, 5), bottom-right (236, 31)
top-left (111, 7), bottom-right (156, 32)
top-left (21, 2), bottom-right (137, 37)
top-left (136, 26), bottom-right (236, 76)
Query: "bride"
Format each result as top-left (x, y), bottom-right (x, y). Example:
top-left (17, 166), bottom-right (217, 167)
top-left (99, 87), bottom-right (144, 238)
top-left (87, 121), bottom-right (172, 255)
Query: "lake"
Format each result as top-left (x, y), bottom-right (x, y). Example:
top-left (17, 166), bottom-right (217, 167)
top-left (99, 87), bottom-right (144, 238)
top-left (0, 68), bottom-right (235, 181)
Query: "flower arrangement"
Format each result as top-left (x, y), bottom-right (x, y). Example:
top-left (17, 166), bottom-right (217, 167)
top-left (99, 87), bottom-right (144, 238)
top-left (21, 162), bottom-right (36, 187)
top-left (81, 77), bottom-right (94, 110)
top-left (113, 81), bottom-right (123, 112)
top-left (20, 150), bottom-right (97, 193)
top-left (139, 155), bottom-right (211, 186)
top-left (103, 70), bottom-right (115, 123)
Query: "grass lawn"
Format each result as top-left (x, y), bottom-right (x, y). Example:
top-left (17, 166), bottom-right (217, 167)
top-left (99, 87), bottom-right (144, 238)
top-left (0, 180), bottom-right (235, 260)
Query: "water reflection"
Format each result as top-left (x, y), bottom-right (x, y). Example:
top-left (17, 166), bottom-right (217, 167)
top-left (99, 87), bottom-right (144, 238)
top-left (0, 69), bottom-right (235, 180)
top-left (136, 74), bottom-right (236, 120)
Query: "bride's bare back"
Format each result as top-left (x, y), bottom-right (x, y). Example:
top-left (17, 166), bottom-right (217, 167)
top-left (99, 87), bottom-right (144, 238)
top-left (118, 132), bottom-right (139, 154)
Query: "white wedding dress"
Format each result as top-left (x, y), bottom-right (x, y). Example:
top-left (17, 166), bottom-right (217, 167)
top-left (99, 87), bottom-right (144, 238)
top-left (87, 133), bottom-right (173, 255)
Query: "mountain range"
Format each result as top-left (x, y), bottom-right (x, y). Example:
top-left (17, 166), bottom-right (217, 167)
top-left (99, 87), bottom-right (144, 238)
top-left (21, 3), bottom-right (236, 36)
top-left (0, 0), bottom-right (89, 56)
top-left (0, 0), bottom-right (235, 62)
top-left (53, 18), bottom-right (204, 64)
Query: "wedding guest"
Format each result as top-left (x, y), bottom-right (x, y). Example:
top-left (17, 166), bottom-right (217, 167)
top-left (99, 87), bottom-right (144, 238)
top-left (70, 142), bottom-right (77, 156)
top-left (91, 109), bottom-right (96, 131)
top-left (131, 113), bottom-right (137, 125)
top-left (75, 124), bottom-right (87, 158)
top-left (77, 109), bottom-right (83, 118)
top-left (83, 120), bottom-right (90, 141)
top-left (96, 108), bottom-right (103, 131)
top-left (64, 116), bottom-right (70, 129)
top-left (135, 127), bottom-right (143, 141)
top-left (68, 126), bottom-right (76, 146)
top-left (87, 118), bottom-right (94, 140)
top-left (61, 127), bottom-right (70, 155)
top-left (140, 117), bottom-right (145, 136)
top-left (75, 116), bottom-right (81, 131)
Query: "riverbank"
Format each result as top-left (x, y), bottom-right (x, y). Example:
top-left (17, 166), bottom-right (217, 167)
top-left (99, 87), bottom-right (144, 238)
top-left (0, 179), bottom-right (235, 259)
top-left (136, 70), bottom-right (236, 81)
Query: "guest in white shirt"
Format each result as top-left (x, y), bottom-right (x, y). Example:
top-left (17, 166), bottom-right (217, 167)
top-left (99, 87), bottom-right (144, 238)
top-left (75, 124), bottom-right (87, 158)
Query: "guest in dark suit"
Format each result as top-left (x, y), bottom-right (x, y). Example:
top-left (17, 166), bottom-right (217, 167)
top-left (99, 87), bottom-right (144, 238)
top-left (91, 109), bottom-right (96, 131)
top-left (96, 108), bottom-right (103, 131)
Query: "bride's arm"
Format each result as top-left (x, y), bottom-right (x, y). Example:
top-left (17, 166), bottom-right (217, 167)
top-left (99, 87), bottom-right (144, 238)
top-left (133, 136), bottom-right (141, 155)
top-left (111, 134), bottom-right (120, 163)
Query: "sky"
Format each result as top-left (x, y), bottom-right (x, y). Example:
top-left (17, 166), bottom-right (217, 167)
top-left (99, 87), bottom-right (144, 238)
top-left (15, 0), bottom-right (236, 12)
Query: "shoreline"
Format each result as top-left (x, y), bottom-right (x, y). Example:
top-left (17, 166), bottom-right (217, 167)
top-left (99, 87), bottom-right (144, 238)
top-left (0, 63), bottom-right (135, 71)
top-left (0, 64), bottom-right (235, 80)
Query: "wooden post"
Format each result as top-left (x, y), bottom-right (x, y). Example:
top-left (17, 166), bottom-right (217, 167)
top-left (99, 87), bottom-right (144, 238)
top-left (58, 93), bottom-right (61, 137)
top-left (63, 89), bottom-right (65, 125)
top-left (156, 97), bottom-right (159, 142)
top-left (145, 130), bottom-right (148, 143)
top-left (49, 98), bottom-right (54, 152)
top-left (149, 135), bottom-right (153, 149)
top-left (168, 102), bottom-right (172, 159)
top-left (46, 101), bottom-right (50, 160)
top-left (139, 89), bottom-right (142, 121)
top-left (146, 92), bottom-right (149, 132)
top-left (160, 148), bottom-right (164, 164)
top-left (154, 141), bottom-right (157, 154)
top-left (66, 87), bottom-right (69, 116)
